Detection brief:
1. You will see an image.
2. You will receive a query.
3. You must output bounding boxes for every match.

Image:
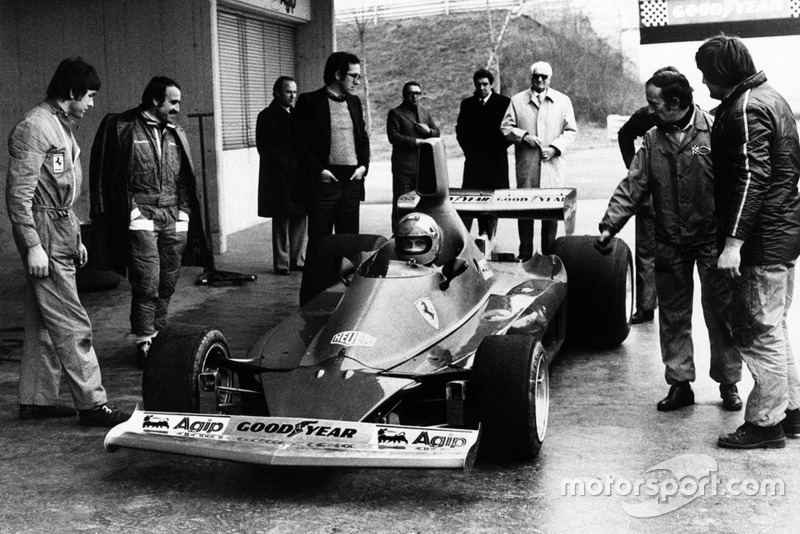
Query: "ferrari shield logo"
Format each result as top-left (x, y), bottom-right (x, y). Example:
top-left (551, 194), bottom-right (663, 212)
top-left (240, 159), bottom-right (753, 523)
top-left (415, 297), bottom-right (439, 329)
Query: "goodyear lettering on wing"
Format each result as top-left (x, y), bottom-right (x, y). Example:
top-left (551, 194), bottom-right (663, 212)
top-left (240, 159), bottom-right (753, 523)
top-left (411, 430), bottom-right (469, 449)
top-left (235, 420), bottom-right (358, 439)
top-left (331, 331), bottom-right (376, 348)
top-left (449, 194), bottom-right (492, 203)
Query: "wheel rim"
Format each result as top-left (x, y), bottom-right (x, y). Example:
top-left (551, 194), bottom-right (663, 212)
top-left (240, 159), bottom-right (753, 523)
top-left (199, 340), bottom-right (233, 413)
top-left (531, 344), bottom-right (549, 441)
top-left (625, 259), bottom-right (634, 323)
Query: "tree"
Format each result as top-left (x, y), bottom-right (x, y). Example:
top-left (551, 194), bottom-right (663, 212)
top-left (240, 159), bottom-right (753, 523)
top-left (353, 9), bottom-right (373, 133)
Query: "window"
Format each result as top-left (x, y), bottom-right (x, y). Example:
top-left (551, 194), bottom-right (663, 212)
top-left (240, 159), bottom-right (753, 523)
top-left (218, 10), bottom-right (296, 150)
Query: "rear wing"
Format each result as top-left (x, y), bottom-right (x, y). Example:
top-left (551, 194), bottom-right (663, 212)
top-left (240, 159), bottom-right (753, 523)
top-left (398, 187), bottom-right (577, 235)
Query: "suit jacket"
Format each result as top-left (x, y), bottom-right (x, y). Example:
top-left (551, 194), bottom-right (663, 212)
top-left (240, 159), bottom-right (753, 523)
top-left (386, 103), bottom-right (440, 177)
top-left (89, 109), bottom-right (211, 275)
top-left (256, 100), bottom-right (304, 217)
top-left (293, 87), bottom-right (370, 201)
top-left (456, 91), bottom-right (511, 189)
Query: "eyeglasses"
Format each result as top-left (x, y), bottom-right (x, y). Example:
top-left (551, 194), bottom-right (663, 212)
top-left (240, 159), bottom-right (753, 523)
top-left (407, 91), bottom-right (422, 96)
top-left (531, 73), bottom-right (549, 80)
top-left (345, 72), bottom-right (362, 82)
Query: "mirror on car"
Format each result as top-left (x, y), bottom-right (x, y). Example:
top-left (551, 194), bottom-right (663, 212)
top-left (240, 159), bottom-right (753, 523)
top-left (440, 256), bottom-right (468, 290)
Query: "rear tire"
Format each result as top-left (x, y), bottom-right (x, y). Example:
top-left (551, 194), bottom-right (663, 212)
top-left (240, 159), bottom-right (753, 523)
top-left (472, 335), bottom-right (549, 460)
top-left (142, 325), bottom-right (233, 413)
top-left (299, 234), bottom-right (387, 306)
top-left (552, 235), bottom-right (633, 348)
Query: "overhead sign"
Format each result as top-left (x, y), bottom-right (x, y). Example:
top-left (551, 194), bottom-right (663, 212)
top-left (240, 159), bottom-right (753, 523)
top-left (639, 0), bottom-right (800, 43)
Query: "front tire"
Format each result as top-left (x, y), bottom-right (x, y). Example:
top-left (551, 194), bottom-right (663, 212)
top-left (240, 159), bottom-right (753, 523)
top-left (472, 335), bottom-right (549, 460)
top-left (142, 325), bottom-right (233, 413)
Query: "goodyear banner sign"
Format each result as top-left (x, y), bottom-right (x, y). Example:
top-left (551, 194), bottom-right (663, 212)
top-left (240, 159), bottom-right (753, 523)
top-left (639, 0), bottom-right (800, 43)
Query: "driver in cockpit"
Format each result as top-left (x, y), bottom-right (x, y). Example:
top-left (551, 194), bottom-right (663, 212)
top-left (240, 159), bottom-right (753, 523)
top-left (394, 213), bottom-right (441, 266)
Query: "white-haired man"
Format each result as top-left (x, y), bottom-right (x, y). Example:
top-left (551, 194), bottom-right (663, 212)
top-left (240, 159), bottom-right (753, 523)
top-left (501, 61), bottom-right (577, 258)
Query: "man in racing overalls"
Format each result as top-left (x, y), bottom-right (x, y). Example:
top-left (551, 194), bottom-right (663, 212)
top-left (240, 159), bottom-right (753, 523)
top-left (6, 57), bottom-right (129, 427)
top-left (597, 69), bottom-right (742, 412)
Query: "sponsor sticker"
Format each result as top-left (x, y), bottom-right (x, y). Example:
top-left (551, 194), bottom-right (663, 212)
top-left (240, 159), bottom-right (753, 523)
top-left (331, 331), bottom-right (376, 347)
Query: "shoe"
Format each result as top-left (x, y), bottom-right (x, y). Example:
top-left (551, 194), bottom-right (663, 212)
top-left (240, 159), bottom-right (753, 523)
top-left (290, 264), bottom-right (304, 272)
top-left (19, 404), bottom-right (77, 420)
top-left (657, 381), bottom-right (695, 411)
top-left (783, 408), bottom-right (800, 437)
top-left (275, 268), bottom-right (290, 275)
top-left (136, 339), bottom-right (152, 369)
top-left (631, 309), bottom-right (655, 324)
top-left (718, 422), bottom-right (786, 449)
top-left (720, 383), bottom-right (743, 411)
top-left (79, 403), bottom-right (131, 428)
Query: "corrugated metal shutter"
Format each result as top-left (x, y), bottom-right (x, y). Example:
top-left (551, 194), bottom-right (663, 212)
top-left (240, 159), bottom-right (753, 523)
top-left (217, 10), bottom-right (296, 150)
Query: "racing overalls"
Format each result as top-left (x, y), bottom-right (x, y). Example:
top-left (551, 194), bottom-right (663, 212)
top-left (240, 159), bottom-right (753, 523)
top-left (124, 111), bottom-right (190, 339)
top-left (6, 101), bottom-right (108, 409)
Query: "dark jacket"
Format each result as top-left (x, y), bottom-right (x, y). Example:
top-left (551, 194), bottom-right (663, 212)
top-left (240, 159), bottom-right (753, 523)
top-left (387, 102), bottom-right (439, 178)
top-left (456, 91), bottom-right (511, 189)
top-left (617, 105), bottom-right (654, 169)
top-left (600, 105), bottom-right (718, 248)
top-left (256, 100), bottom-right (304, 218)
top-left (711, 71), bottom-right (800, 265)
top-left (89, 109), bottom-right (211, 275)
top-left (293, 87), bottom-right (370, 201)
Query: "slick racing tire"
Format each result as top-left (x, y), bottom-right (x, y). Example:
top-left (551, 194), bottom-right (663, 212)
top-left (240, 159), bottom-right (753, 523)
top-left (142, 325), bottom-right (233, 413)
top-left (299, 234), bottom-right (388, 306)
top-left (552, 235), bottom-right (633, 349)
top-left (472, 335), bottom-right (548, 461)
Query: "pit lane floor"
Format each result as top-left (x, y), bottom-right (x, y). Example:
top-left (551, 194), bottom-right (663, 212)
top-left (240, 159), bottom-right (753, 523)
top-left (1, 147), bottom-right (799, 534)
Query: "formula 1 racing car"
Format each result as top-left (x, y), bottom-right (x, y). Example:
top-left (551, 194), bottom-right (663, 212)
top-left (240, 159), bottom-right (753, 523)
top-left (106, 138), bottom-right (632, 470)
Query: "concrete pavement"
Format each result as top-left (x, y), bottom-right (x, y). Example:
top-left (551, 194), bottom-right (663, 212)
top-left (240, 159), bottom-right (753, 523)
top-left (1, 146), bottom-right (799, 533)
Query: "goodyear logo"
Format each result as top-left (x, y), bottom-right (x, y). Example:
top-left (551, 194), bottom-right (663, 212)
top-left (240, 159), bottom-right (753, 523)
top-left (331, 331), bottom-right (376, 347)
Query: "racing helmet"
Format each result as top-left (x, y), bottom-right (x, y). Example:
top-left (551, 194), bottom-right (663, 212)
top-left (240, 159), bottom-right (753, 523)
top-left (394, 213), bottom-right (441, 265)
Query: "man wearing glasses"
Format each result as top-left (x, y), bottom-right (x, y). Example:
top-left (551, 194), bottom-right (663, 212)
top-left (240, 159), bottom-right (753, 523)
top-left (387, 81), bottom-right (440, 230)
top-left (294, 51), bottom-right (370, 256)
top-left (501, 61), bottom-right (577, 258)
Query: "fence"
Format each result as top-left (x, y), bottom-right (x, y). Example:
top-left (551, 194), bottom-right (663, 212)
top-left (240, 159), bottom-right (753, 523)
top-left (336, 0), bottom-right (523, 24)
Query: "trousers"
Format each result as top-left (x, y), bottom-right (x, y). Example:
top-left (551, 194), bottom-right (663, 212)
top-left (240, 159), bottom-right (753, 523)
top-left (731, 263), bottom-right (800, 427)
top-left (127, 205), bottom-right (187, 337)
top-left (19, 246), bottom-right (107, 410)
top-left (654, 241), bottom-right (741, 385)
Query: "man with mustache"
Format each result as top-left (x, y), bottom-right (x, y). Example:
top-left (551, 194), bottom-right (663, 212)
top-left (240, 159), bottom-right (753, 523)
top-left (89, 76), bottom-right (208, 367)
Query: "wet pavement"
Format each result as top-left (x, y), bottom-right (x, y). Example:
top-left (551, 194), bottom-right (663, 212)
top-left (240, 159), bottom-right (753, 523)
top-left (1, 147), bottom-right (799, 533)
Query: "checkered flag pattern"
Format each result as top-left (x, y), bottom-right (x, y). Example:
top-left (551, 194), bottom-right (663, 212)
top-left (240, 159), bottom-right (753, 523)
top-left (639, 0), bottom-right (668, 27)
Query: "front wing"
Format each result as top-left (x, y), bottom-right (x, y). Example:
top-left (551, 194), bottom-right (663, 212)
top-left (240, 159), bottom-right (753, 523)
top-left (105, 408), bottom-right (480, 471)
